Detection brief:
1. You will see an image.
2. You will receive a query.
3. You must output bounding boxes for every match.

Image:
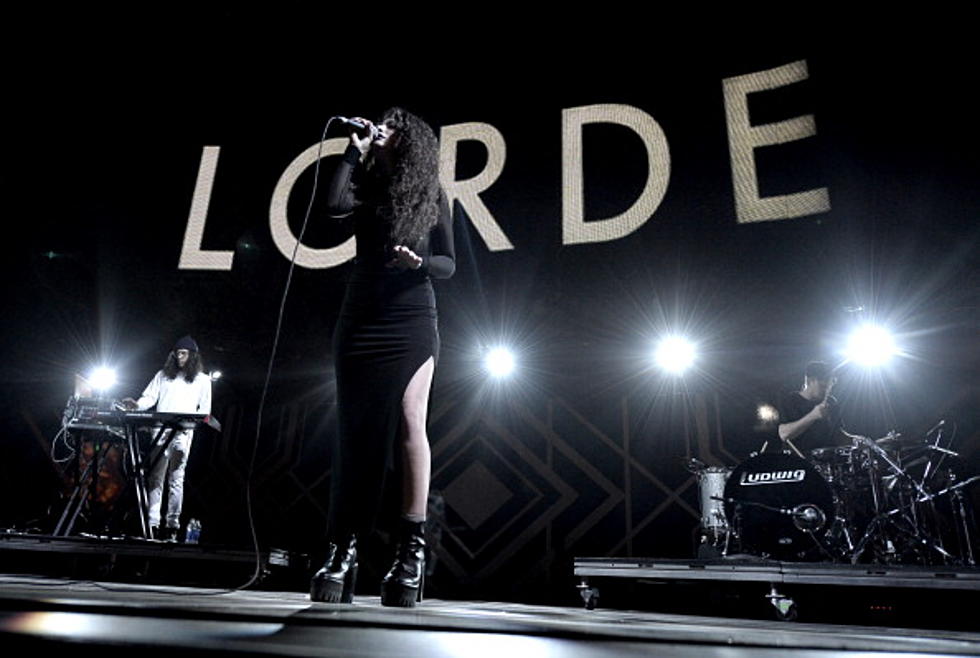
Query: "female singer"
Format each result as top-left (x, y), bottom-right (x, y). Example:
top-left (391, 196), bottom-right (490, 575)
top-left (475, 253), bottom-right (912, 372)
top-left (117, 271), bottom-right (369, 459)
top-left (310, 108), bottom-right (455, 607)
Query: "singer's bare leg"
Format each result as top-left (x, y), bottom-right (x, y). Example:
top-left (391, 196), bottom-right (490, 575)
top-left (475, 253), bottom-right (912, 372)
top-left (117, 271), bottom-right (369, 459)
top-left (399, 356), bottom-right (434, 519)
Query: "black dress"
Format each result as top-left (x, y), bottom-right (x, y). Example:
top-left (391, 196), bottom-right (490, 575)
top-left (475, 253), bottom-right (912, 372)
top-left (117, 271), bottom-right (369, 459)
top-left (325, 145), bottom-right (455, 535)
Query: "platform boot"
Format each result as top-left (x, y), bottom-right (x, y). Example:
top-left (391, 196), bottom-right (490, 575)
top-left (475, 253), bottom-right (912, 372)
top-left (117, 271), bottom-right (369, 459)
top-left (310, 534), bottom-right (358, 603)
top-left (380, 519), bottom-right (426, 607)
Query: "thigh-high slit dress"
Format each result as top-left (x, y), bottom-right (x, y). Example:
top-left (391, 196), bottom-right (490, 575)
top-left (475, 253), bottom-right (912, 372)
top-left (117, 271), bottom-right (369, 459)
top-left (325, 144), bottom-right (455, 536)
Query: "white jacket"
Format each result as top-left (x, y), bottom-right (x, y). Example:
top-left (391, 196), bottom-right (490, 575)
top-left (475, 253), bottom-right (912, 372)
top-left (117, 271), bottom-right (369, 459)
top-left (136, 370), bottom-right (212, 415)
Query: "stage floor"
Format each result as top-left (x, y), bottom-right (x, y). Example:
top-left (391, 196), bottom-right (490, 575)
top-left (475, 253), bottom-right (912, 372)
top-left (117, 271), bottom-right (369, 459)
top-left (1, 574), bottom-right (979, 657)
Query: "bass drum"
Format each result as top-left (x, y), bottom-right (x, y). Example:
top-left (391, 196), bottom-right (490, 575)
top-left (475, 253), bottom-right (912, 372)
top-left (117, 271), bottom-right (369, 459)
top-left (724, 452), bottom-right (835, 560)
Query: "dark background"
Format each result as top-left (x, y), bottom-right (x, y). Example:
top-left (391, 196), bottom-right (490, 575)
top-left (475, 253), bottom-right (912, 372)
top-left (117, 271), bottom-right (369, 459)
top-left (2, 10), bottom-right (977, 601)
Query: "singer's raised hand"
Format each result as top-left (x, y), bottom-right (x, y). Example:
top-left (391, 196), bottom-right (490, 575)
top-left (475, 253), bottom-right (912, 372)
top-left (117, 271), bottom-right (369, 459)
top-left (349, 117), bottom-right (377, 155)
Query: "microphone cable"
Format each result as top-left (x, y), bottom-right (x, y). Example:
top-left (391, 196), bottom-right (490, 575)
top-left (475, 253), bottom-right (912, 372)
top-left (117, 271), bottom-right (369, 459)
top-left (236, 116), bottom-right (345, 591)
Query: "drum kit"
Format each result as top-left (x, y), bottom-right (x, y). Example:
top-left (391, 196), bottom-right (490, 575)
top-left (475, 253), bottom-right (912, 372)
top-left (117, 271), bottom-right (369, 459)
top-left (691, 421), bottom-right (979, 565)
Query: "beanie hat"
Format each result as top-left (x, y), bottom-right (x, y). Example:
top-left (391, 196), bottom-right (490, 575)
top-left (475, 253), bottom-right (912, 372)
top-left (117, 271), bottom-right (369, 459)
top-left (174, 335), bottom-right (199, 352)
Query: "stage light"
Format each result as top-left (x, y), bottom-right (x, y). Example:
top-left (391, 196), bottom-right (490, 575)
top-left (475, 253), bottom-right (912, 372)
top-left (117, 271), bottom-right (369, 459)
top-left (484, 347), bottom-right (515, 378)
top-left (757, 404), bottom-right (779, 423)
top-left (845, 325), bottom-right (897, 367)
top-left (210, 370), bottom-right (223, 381)
top-left (88, 367), bottom-right (117, 392)
top-left (653, 336), bottom-right (696, 375)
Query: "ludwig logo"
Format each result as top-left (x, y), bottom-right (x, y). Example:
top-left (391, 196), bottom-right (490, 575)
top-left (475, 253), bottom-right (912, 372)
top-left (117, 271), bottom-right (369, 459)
top-left (739, 469), bottom-right (806, 486)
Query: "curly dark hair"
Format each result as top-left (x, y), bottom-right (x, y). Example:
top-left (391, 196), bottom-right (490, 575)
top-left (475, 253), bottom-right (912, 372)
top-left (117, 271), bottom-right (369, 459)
top-left (163, 350), bottom-right (204, 383)
top-left (356, 107), bottom-right (441, 250)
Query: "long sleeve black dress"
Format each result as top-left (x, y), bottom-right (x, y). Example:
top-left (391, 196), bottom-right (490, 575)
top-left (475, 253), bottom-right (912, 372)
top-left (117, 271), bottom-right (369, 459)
top-left (325, 144), bottom-right (455, 536)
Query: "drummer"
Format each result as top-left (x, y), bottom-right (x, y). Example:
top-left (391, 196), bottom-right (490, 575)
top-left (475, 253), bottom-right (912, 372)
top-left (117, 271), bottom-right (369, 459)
top-left (777, 361), bottom-right (846, 454)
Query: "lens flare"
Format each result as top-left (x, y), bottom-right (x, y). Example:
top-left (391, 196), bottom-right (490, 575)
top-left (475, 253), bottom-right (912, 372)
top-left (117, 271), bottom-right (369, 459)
top-left (757, 404), bottom-right (779, 423)
top-left (845, 325), bottom-right (898, 367)
top-left (484, 347), bottom-right (516, 378)
top-left (88, 367), bottom-right (117, 391)
top-left (654, 336), bottom-right (696, 375)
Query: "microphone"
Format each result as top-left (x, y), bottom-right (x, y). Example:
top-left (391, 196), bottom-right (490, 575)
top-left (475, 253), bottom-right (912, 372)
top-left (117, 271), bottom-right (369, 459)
top-left (789, 504), bottom-right (826, 531)
top-left (337, 116), bottom-right (367, 129)
top-left (337, 116), bottom-right (378, 139)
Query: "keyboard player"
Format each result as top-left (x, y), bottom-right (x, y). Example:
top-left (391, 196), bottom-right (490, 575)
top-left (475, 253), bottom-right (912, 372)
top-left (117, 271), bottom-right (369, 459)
top-left (121, 336), bottom-right (211, 541)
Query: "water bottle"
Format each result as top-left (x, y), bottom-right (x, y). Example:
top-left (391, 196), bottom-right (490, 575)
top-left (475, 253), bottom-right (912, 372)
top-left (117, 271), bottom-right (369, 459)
top-left (185, 518), bottom-right (201, 544)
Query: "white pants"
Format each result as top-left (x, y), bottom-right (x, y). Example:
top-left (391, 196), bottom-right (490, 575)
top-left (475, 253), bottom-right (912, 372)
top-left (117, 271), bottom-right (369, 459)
top-left (145, 429), bottom-right (193, 529)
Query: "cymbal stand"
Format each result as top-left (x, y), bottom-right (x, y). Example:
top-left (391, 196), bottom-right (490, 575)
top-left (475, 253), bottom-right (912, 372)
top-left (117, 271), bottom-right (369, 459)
top-left (919, 425), bottom-right (947, 491)
top-left (849, 507), bottom-right (956, 565)
top-left (923, 474), bottom-right (979, 566)
top-left (823, 501), bottom-right (855, 558)
top-left (847, 437), bottom-right (908, 563)
top-left (862, 435), bottom-right (932, 500)
top-left (949, 475), bottom-right (977, 566)
top-left (879, 436), bottom-right (966, 563)
top-left (914, 425), bottom-right (971, 561)
top-left (850, 474), bottom-right (979, 565)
